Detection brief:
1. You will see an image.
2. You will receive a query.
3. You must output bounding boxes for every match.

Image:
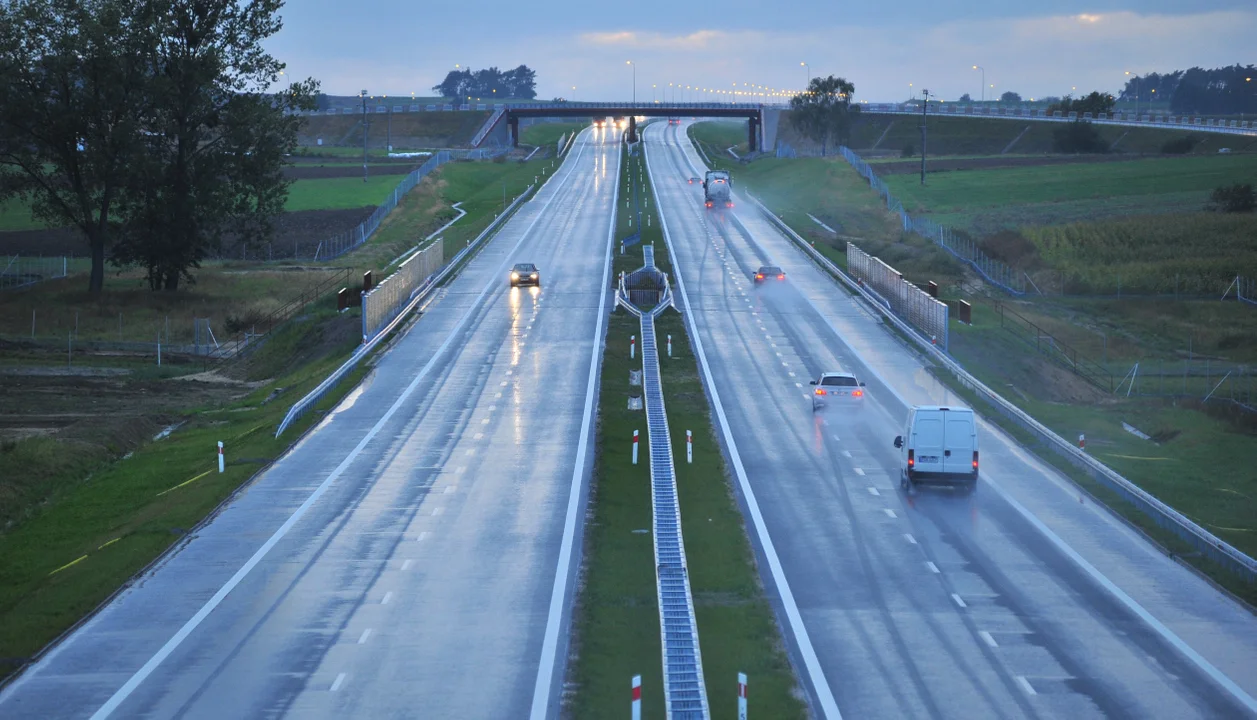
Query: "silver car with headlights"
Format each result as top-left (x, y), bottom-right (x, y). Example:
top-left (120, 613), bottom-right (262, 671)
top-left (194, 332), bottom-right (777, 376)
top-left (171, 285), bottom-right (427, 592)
top-left (509, 262), bottom-right (540, 287)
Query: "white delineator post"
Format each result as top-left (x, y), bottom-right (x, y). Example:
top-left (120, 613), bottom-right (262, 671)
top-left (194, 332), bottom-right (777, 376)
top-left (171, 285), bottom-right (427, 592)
top-left (217, 441), bottom-right (225, 473)
top-left (667, 334), bottom-right (672, 357)
top-left (631, 334), bottom-right (636, 359)
top-left (737, 672), bottom-right (748, 719)
top-left (632, 430), bottom-right (639, 465)
top-left (631, 675), bottom-right (642, 720)
top-left (686, 430), bottom-right (693, 464)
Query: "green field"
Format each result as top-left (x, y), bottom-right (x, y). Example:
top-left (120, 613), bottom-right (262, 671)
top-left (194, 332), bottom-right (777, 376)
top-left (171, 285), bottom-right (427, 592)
top-left (283, 175), bottom-right (406, 211)
top-left (884, 154), bottom-right (1257, 216)
top-left (297, 111), bottom-right (489, 149)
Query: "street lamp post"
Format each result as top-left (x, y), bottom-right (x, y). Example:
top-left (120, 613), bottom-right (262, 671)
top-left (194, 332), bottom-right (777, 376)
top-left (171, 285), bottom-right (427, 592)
top-left (920, 89), bottom-right (930, 186)
top-left (801, 62), bottom-right (810, 91)
top-left (627, 60), bottom-right (635, 104)
top-left (360, 89), bottom-right (369, 183)
top-left (972, 65), bottom-right (984, 103)
top-left (1125, 71), bottom-right (1139, 115)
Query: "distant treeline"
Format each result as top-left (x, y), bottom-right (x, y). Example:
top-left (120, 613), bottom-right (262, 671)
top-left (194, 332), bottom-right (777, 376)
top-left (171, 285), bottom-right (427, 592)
top-left (1120, 65), bottom-right (1257, 115)
top-left (432, 65), bottom-right (537, 100)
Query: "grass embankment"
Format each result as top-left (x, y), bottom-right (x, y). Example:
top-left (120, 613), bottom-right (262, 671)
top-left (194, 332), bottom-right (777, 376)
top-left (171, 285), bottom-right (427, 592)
top-left (568, 139), bottom-right (803, 716)
top-left (519, 121), bottom-right (586, 148)
top-left (827, 113), bottom-right (1257, 157)
top-left (696, 119), bottom-right (1257, 597)
top-left (0, 299), bottom-right (366, 681)
top-left (296, 110), bottom-right (490, 150)
top-left (884, 154), bottom-right (1257, 232)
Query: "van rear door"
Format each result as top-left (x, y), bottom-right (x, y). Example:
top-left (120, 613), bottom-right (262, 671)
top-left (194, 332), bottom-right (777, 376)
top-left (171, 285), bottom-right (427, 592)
top-left (943, 412), bottom-right (975, 473)
top-left (912, 413), bottom-right (945, 473)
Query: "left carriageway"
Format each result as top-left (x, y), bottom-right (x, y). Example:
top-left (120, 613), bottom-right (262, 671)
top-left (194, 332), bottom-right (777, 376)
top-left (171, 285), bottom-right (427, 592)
top-left (0, 127), bottom-right (621, 720)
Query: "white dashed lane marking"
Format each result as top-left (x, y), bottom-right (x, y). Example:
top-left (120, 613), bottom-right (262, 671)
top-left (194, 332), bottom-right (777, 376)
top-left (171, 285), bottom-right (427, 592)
top-left (330, 673), bottom-right (346, 692)
top-left (358, 629), bottom-right (372, 644)
top-left (926, 561), bottom-right (940, 574)
top-left (980, 631), bottom-right (999, 648)
top-left (952, 593), bottom-right (967, 608)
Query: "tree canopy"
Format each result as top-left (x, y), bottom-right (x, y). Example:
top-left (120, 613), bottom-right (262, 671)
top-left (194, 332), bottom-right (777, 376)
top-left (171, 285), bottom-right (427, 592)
top-left (0, 0), bottom-right (316, 293)
top-left (788, 75), bottom-right (859, 156)
top-left (1047, 91), bottom-right (1115, 117)
top-left (432, 65), bottom-right (537, 100)
top-left (999, 91), bottom-right (1022, 104)
top-left (1120, 66), bottom-right (1257, 115)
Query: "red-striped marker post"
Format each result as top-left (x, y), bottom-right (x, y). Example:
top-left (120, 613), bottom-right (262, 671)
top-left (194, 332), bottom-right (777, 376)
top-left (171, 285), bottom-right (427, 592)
top-left (631, 335), bottom-right (636, 360)
top-left (631, 675), bottom-right (642, 720)
top-left (1079, 433), bottom-right (1086, 451)
top-left (686, 430), bottom-right (693, 464)
top-left (737, 672), bottom-right (748, 719)
top-left (217, 441), bottom-right (224, 473)
top-left (632, 430), bottom-right (639, 465)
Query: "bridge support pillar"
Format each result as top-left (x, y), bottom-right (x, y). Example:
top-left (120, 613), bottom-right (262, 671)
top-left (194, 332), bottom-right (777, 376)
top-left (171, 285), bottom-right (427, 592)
top-left (748, 116), bottom-right (760, 153)
top-left (628, 115), bottom-right (638, 143)
top-left (509, 115), bottom-right (520, 147)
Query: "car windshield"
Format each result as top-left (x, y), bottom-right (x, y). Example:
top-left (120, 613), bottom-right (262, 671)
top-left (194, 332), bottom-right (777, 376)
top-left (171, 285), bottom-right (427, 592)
top-left (513, 264), bottom-right (536, 272)
top-left (761, 266), bottom-right (782, 275)
top-left (822, 375), bottom-right (858, 387)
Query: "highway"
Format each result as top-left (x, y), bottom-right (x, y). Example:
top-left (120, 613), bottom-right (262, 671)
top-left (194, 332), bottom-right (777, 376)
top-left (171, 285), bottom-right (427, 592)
top-left (0, 127), bottom-right (619, 719)
top-left (645, 121), bottom-right (1257, 719)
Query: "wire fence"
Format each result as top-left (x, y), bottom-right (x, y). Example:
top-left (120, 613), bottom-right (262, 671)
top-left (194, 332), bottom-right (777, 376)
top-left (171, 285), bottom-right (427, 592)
top-left (993, 300), bottom-right (1112, 391)
top-left (837, 146), bottom-right (1027, 295)
top-left (0, 255), bottom-right (71, 291)
top-left (313, 150), bottom-right (452, 261)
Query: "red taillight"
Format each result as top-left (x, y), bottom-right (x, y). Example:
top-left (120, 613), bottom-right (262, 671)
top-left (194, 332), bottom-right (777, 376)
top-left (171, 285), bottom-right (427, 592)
top-left (777, 274), bottom-right (785, 280)
top-left (907, 450), bottom-right (915, 468)
top-left (815, 388), bottom-right (826, 396)
top-left (706, 201), bottom-right (713, 207)
top-left (852, 389), bottom-right (863, 397)
top-left (727, 202), bottom-right (735, 208)
top-left (756, 274), bottom-right (764, 279)
top-left (973, 451), bottom-right (979, 470)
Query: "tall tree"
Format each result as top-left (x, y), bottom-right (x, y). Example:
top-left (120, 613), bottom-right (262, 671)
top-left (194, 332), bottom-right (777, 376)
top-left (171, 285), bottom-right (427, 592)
top-left (999, 91), bottom-right (1022, 104)
top-left (0, 0), bottom-right (156, 294)
top-left (789, 75), bottom-right (858, 156)
top-left (110, 0), bottom-right (316, 290)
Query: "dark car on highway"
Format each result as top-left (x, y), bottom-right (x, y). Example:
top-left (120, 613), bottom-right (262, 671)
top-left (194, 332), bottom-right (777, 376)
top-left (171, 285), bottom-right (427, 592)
top-left (754, 265), bottom-right (785, 283)
top-left (510, 262), bottom-right (540, 287)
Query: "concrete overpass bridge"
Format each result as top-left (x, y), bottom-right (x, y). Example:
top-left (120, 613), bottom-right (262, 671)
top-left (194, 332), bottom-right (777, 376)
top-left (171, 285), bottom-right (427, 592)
top-left (472, 102), bottom-right (782, 151)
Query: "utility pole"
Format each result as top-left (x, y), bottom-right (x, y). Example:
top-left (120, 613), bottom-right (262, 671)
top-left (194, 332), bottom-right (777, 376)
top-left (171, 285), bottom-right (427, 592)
top-left (920, 89), bottom-right (929, 186)
top-left (361, 89), bottom-right (369, 183)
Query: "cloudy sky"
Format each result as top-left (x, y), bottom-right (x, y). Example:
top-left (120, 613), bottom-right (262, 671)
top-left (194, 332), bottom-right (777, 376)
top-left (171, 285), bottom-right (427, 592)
top-left (266, 1), bottom-right (1256, 102)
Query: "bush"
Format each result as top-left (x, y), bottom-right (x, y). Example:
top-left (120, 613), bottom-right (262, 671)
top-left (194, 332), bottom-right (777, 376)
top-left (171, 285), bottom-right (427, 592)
top-left (1052, 120), bottom-right (1108, 154)
top-left (1161, 136), bottom-right (1198, 154)
top-left (1208, 183), bottom-right (1257, 213)
top-left (900, 142), bottom-right (915, 158)
top-left (491, 153), bottom-right (506, 164)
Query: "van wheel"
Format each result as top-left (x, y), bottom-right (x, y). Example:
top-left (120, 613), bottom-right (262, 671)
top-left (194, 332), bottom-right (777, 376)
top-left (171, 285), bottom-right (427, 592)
top-left (900, 471), bottom-right (910, 491)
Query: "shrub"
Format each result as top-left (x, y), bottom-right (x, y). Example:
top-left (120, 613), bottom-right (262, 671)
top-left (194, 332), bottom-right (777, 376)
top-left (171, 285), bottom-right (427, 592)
top-left (1161, 135), bottom-right (1198, 154)
top-left (491, 153), bottom-right (506, 164)
top-left (1051, 120), bottom-right (1107, 154)
top-left (1208, 183), bottom-right (1257, 213)
top-left (900, 142), bottom-right (915, 158)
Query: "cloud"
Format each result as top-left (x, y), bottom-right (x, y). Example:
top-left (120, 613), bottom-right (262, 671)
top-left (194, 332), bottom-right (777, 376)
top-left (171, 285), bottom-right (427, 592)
top-left (579, 29), bottom-right (740, 51)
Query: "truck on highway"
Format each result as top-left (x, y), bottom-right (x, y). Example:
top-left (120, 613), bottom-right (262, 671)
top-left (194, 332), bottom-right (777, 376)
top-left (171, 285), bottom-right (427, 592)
top-left (702, 170), bottom-right (732, 208)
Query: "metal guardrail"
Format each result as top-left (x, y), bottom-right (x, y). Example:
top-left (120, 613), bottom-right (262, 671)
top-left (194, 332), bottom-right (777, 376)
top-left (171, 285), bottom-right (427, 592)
top-left (746, 195), bottom-right (1257, 584)
top-left (616, 241), bottom-right (707, 718)
top-left (640, 309), bottom-right (709, 719)
top-left (275, 183), bottom-right (536, 437)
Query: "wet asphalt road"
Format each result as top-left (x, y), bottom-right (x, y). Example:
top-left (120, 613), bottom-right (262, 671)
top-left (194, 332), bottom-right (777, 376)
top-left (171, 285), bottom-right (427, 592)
top-left (645, 121), bottom-right (1257, 720)
top-left (0, 128), bottom-right (621, 719)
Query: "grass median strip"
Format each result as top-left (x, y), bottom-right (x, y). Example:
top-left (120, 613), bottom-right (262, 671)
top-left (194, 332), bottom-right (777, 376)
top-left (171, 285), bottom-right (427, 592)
top-left (566, 131), bottom-right (804, 716)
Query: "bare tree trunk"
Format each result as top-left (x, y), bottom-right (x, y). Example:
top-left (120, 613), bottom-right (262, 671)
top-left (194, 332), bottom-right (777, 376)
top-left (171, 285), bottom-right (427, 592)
top-left (89, 231), bottom-right (105, 294)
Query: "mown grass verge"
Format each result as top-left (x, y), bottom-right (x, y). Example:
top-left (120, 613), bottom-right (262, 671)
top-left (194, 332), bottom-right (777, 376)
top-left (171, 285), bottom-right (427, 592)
top-left (566, 132), bottom-right (804, 716)
top-left (0, 298), bottom-right (365, 682)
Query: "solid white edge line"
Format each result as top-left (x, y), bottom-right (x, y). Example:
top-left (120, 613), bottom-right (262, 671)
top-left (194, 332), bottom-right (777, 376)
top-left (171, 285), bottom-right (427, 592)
top-left (87, 133), bottom-right (595, 720)
top-left (694, 124), bottom-right (1257, 714)
top-left (646, 122), bottom-right (844, 720)
top-left (529, 129), bottom-right (619, 720)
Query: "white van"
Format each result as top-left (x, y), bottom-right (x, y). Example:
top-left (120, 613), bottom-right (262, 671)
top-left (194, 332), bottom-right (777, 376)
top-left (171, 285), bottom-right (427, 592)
top-left (894, 406), bottom-right (978, 490)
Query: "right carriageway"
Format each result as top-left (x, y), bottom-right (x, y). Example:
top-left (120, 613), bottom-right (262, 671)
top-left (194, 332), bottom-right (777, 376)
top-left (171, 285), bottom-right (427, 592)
top-left (643, 120), bottom-right (1257, 720)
